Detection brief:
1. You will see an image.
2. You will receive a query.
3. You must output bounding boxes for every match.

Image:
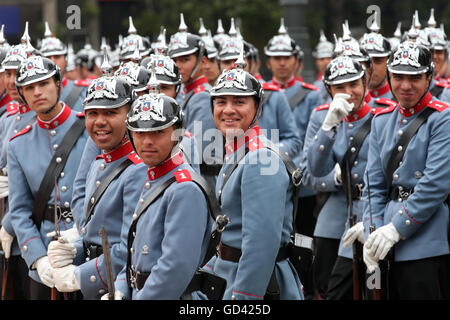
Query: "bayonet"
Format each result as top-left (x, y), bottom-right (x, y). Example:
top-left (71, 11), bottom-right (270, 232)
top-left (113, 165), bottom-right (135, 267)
top-left (99, 226), bottom-right (115, 300)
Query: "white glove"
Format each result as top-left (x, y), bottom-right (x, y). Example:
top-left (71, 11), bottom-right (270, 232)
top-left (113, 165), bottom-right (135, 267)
top-left (363, 245), bottom-right (380, 274)
top-left (364, 222), bottom-right (401, 261)
top-left (0, 175), bottom-right (8, 199)
top-left (0, 226), bottom-right (14, 259)
top-left (101, 290), bottom-right (126, 300)
top-left (47, 239), bottom-right (77, 268)
top-left (52, 264), bottom-right (80, 292)
top-left (322, 93), bottom-right (354, 131)
top-left (46, 224), bottom-right (80, 243)
top-left (34, 256), bottom-right (55, 288)
top-left (334, 163), bottom-right (342, 186)
top-left (342, 222), bottom-right (365, 248)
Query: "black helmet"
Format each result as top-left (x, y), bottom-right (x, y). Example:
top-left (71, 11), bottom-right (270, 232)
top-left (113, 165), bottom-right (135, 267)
top-left (141, 54), bottom-right (181, 88)
top-left (168, 14), bottom-right (205, 59)
top-left (387, 40), bottom-right (433, 75)
top-left (0, 47), bottom-right (8, 73)
top-left (40, 22), bottom-right (67, 57)
top-left (120, 16), bottom-right (152, 60)
top-left (359, 17), bottom-right (391, 58)
top-left (114, 61), bottom-right (150, 94)
top-left (76, 43), bottom-right (98, 71)
top-left (2, 44), bottom-right (32, 70)
top-left (264, 18), bottom-right (299, 57)
top-left (83, 76), bottom-right (133, 110)
top-left (323, 55), bottom-right (365, 85)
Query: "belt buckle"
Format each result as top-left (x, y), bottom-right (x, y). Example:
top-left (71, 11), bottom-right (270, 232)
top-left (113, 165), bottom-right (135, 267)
top-left (397, 186), bottom-right (410, 202)
top-left (129, 266), bottom-right (137, 290)
top-left (355, 183), bottom-right (363, 200)
top-left (291, 168), bottom-right (303, 187)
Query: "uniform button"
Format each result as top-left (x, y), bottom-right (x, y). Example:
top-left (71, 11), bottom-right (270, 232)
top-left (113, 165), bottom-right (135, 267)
top-left (85, 257), bottom-right (90, 262)
top-left (414, 171), bottom-right (422, 179)
top-left (65, 217), bottom-right (72, 223)
top-left (348, 123), bottom-right (354, 128)
top-left (13, 129), bottom-right (18, 134)
top-left (50, 130), bottom-right (56, 136)
top-left (350, 147), bottom-right (356, 153)
top-left (402, 119), bottom-right (408, 124)
top-left (96, 180), bottom-right (101, 187)
top-left (61, 186), bottom-right (67, 192)
top-left (23, 245), bottom-right (28, 252)
top-left (100, 164), bottom-right (105, 170)
top-left (319, 145), bottom-right (324, 151)
top-left (145, 182), bottom-right (151, 189)
top-left (139, 198), bottom-right (144, 204)
top-left (398, 210), bottom-right (403, 216)
top-left (60, 172), bottom-right (65, 178)
top-left (397, 146), bottom-right (403, 152)
top-left (280, 143), bottom-right (284, 147)
top-left (231, 295), bottom-right (236, 300)
top-left (218, 190), bottom-right (222, 196)
top-left (149, 171), bottom-right (155, 177)
top-left (99, 289), bottom-right (105, 295)
top-left (81, 227), bottom-right (86, 235)
top-left (321, 182), bottom-right (326, 188)
top-left (393, 174), bottom-right (399, 180)
top-left (398, 161), bottom-right (403, 166)
top-left (353, 161), bottom-right (358, 166)
top-left (64, 202), bottom-right (70, 208)
top-left (130, 248), bottom-right (134, 254)
top-left (349, 136), bottom-right (354, 141)
top-left (398, 130), bottom-right (403, 136)
top-left (405, 220), bottom-right (411, 226)
top-left (314, 135), bottom-right (318, 141)
top-left (16, 115), bottom-right (21, 121)
top-left (353, 173), bottom-right (359, 179)
top-left (132, 213), bottom-right (137, 220)
top-left (56, 157), bottom-right (62, 163)
top-left (90, 276), bottom-right (96, 283)
top-left (90, 197), bottom-right (95, 204)
top-left (222, 173), bottom-right (226, 178)
top-left (53, 144), bottom-right (59, 150)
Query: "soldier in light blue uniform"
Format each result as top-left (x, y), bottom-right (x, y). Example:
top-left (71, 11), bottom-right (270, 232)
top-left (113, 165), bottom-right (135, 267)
top-left (206, 50), bottom-right (303, 300)
top-left (312, 30), bottom-right (334, 104)
top-left (440, 86), bottom-right (450, 103)
top-left (108, 86), bottom-right (214, 300)
top-left (362, 40), bottom-right (449, 299)
top-left (169, 14), bottom-right (220, 185)
top-left (7, 56), bottom-right (89, 299)
top-left (47, 76), bottom-right (148, 300)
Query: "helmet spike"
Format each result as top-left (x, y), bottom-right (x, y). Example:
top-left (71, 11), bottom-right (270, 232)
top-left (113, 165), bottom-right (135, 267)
top-left (369, 11), bottom-right (380, 33)
top-left (147, 61), bottom-right (160, 94)
top-left (44, 21), bottom-right (53, 38)
top-left (217, 19), bottom-right (225, 34)
top-left (427, 8), bottom-right (436, 28)
top-left (229, 17), bottom-right (237, 37)
top-left (408, 14), bottom-right (419, 40)
top-left (394, 22), bottom-right (402, 38)
top-left (21, 21), bottom-right (30, 44)
top-left (235, 41), bottom-right (247, 70)
top-left (278, 18), bottom-right (287, 35)
top-left (319, 29), bottom-right (327, 42)
top-left (100, 47), bottom-right (113, 76)
top-left (129, 41), bottom-right (141, 64)
top-left (128, 16), bottom-right (137, 35)
top-left (236, 27), bottom-right (243, 41)
top-left (342, 23), bottom-right (351, 41)
top-left (198, 17), bottom-right (207, 36)
top-left (414, 10), bottom-right (421, 30)
top-left (178, 13), bottom-right (188, 32)
top-left (0, 25), bottom-right (6, 46)
top-left (100, 37), bottom-right (108, 51)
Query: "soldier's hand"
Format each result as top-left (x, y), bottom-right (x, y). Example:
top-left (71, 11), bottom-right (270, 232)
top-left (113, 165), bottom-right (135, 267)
top-left (364, 222), bottom-right (401, 261)
top-left (34, 256), bottom-right (55, 288)
top-left (322, 93), bottom-right (354, 131)
top-left (343, 221), bottom-right (364, 248)
top-left (0, 226), bottom-right (14, 259)
top-left (47, 240), bottom-right (77, 268)
top-left (363, 245), bottom-right (379, 274)
top-left (101, 290), bottom-right (126, 300)
top-left (52, 264), bottom-right (80, 292)
top-left (46, 224), bottom-right (80, 243)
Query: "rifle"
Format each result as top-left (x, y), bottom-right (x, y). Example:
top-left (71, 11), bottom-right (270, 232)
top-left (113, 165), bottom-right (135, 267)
top-left (1, 195), bottom-right (8, 300)
top-left (99, 226), bottom-right (115, 300)
top-left (366, 171), bottom-right (382, 300)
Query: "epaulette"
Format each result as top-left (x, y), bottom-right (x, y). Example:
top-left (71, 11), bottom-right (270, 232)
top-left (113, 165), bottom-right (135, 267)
top-left (300, 82), bottom-right (319, 91)
top-left (262, 83), bottom-right (280, 92)
top-left (184, 130), bottom-right (193, 138)
top-left (373, 97), bottom-right (397, 108)
top-left (248, 137), bottom-right (264, 152)
top-left (427, 100), bottom-right (449, 112)
top-left (435, 80), bottom-right (450, 89)
top-left (9, 124), bottom-right (33, 141)
top-left (173, 169), bottom-right (192, 183)
top-left (374, 104), bottom-right (397, 117)
top-left (371, 107), bottom-right (386, 115)
top-left (74, 79), bottom-right (91, 87)
top-left (128, 152), bottom-right (143, 165)
top-left (76, 111), bottom-right (85, 118)
top-left (6, 102), bottom-right (19, 117)
top-left (315, 103), bottom-right (330, 112)
top-left (194, 85), bottom-right (205, 94)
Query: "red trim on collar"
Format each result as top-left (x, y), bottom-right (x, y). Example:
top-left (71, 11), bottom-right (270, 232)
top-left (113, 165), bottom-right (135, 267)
top-left (271, 76), bottom-right (296, 89)
top-left (316, 72), bottom-right (324, 81)
top-left (296, 76), bottom-right (303, 83)
top-left (364, 92), bottom-right (372, 103)
top-left (0, 93), bottom-right (12, 107)
top-left (96, 139), bottom-right (134, 163)
top-left (254, 73), bottom-right (263, 80)
top-left (37, 103), bottom-right (71, 129)
top-left (399, 92), bottom-right (432, 117)
top-left (369, 82), bottom-right (390, 98)
top-left (225, 125), bottom-right (262, 156)
top-left (344, 103), bottom-right (371, 122)
top-left (62, 76), bottom-right (68, 89)
top-left (19, 103), bottom-right (31, 114)
top-left (184, 76), bottom-right (208, 94)
top-left (147, 152), bottom-right (184, 180)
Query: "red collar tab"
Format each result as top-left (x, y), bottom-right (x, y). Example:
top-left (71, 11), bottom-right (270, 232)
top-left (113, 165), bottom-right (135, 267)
top-left (96, 138), bottom-right (133, 163)
top-left (369, 82), bottom-right (390, 97)
top-left (316, 72), bottom-right (324, 81)
top-left (399, 92), bottom-right (432, 117)
top-left (254, 73), bottom-right (263, 81)
top-left (62, 76), bottom-right (68, 88)
top-left (345, 103), bottom-right (371, 122)
top-left (296, 76), bottom-right (303, 83)
top-left (19, 103), bottom-right (31, 114)
top-left (225, 125), bottom-right (262, 156)
top-left (315, 103), bottom-right (330, 112)
top-left (37, 103), bottom-right (71, 129)
top-left (184, 76), bottom-right (208, 94)
top-left (364, 92), bottom-right (372, 103)
top-left (0, 93), bottom-right (12, 107)
top-left (6, 101), bottom-right (19, 116)
top-left (147, 152), bottom-right (184, 180)
top-left (271, 77), bottom-right (296, 89)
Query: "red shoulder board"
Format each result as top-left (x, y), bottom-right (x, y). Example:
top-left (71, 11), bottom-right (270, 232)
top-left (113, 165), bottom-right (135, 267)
top-left (6, 102), bottom-right (19, 117)
top-left (74, 79), bottom-right (91, 87)
top-left (374, 105), bottom-right (397, 117)
top-left (427, 100), bottom-right (449, 112)
top-left (435, 80), bottom-right (450, 88)
top-left (371, 107), bottom-right (385, 115)
top-left (173, 169), bottom-right (192, 183)
top-left (9, 124), bottom-right (32, 141)
top-left (128, 152), bottom-right (143, 165)
top-left (315, 103), bottom-right (330, 112)
top-left (262, 83), bottom-right (280, 92)
top-left (248, 137), bottom-right (264, 152)
top-left (194, 85), bottom-right (205, 94)
top-left (374, 97), bottom-right (397, 108)
top-left (301, 82), bottom-right (319, 91)
top-left (184, 130), bottom-right (193, 138)
top-left (76, 111), bottom-right (85, 118)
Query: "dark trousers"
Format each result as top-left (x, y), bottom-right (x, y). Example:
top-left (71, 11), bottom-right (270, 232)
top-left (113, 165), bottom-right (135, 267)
top-left (313, 237), bottom-right (340, 299)
top-left (0, 254), bottom-right (31, 300)
top-left (327, 256), bottom-right (353, 300)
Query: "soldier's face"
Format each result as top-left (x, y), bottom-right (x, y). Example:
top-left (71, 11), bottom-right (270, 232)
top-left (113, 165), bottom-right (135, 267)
top-left (85, 105), bottom-right (129, 152)
top-left (4, 69), bottom-right (20, 101)
top-left (131, 126), bottom-right (177, 167)
top-left (315, 57), bottom-right (331, 73)
top-left (389, 73), bottom-right (431, 108)
top-left (267, 55), bottom-right (298, 82)
top-left (20, 78), bottom-right (59, 114)
top-left (49, 55), bottom-right (67, 74)
top-left (431, 49), bottom-right (446, 77)
top-left (173, 54), bottom-right (199, 84)
top-left (202, 57), bottom-right (220, 84)
top-left (369, 56), bottom-right (388, 90)
top-left (159, 84), bottom-right (177, 99)
top-left (0, 72), bottom-right (5, 94)
top-left (213, 95), bottom-right (257, 140)
top-left (329, 78), bottom-right (365, 111)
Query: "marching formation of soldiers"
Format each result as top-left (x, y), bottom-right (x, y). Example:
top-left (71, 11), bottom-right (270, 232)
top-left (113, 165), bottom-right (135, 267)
top-left (0, 6), bottom-right (448, 301)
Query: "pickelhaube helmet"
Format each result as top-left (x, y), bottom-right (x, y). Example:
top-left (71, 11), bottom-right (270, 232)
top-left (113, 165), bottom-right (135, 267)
top-left (141, 54), bottom-right (181, 88)
top-left (114, 61), bottom-right (150, 94)
top-left (2, 44), bottom-right (31, 70)
top-left (359, 12), bottom-right (391, 58)
top-left (168, 13), bottom-right (205, 59)
top-left (323, 55), bottom-right (365, 85)
top-left (198, 19), bottom-right (218, 59)
top-left (0, 25), bottom-right (10, 51)
top-left (388, 22), bottom-right (402, 52)
top-left (387, 40), bottom-right (433, 75)
top-left (213, 19), bottom-right (230, 49)
top-left (76, 42), bottom-right (98, 71)
top-left (428, 26), bottom-right (448, 52)
top-left (83, 76), bottom-right (133, 110)
top-left (313, 30), bottom-right (334, 59)
top-left (40, 22), bottom-right (67, 57)
top-left (338, 23), bottom-right (371, 64)
top-left (264, 18), bottom-right (299, 57)
top-left (217, 18), bottom-right (248, 62)
top-left (151, 27), bottom-right (169, 56)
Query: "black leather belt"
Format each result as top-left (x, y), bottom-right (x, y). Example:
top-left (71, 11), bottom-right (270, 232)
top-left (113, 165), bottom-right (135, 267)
top-left (389, 186), bottom-right (414, 202)
top-left (84, 243), bottom-right (103, 260)
top-left (218, 242), bottom-right (290, 263)
top-left (43, 205), bottom-right (72, 223)
top-left (199, 163), bottom-right (222, 176)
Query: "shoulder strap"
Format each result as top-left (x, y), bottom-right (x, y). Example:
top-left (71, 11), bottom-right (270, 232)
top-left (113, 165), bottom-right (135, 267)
top-left (181, 90), bottom-right (195, 112)
top-left (288, 87), bottom-right (309, 111)
top-left (64, 85), bottom-right (85, 110)
top-left (385, 107), bottom-right (436, 187)
top-left (84, 158), bottom-right (133, 226)
top-left (430, 85), bottom-right (444, 99)
top-left (0, 107), bottom-right (7, 118)
top-left (32, 117), bottom-right (86, 229)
